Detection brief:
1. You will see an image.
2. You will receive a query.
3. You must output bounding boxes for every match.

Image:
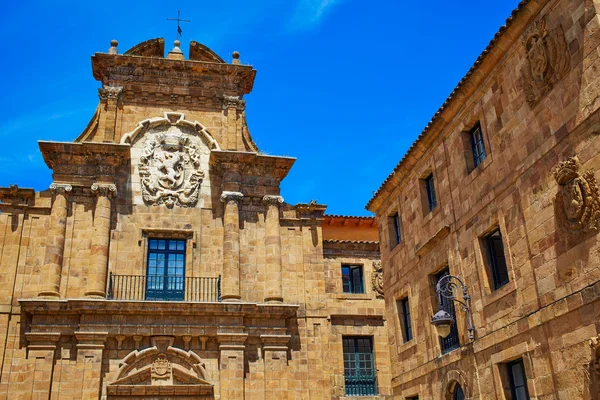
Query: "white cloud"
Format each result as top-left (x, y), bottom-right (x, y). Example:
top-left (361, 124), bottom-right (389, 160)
top-left (288, 0), bottom-right (345, 31)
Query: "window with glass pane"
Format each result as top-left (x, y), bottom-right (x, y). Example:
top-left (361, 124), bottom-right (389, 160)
top-left (435, 268), bottom-right (460, 353)
top-left (146, 238), bottom-right (186, 301)
top-left (388, 212), bottom-right (401, 249)
top-left (470, 123), bottom-right (486, 167)
top-left (343, 336), bottom-right (377, 396)
top-left (507, 359), bottom-right (530, 400)
top-left (342, 265), bottom-right (364, 294)
top-left (453, 384), bottom-right (465, 400)
top-left (425, 173), bottom-right (437, 211)
top-left (399, 297), bottom-right (413, 342)
top-left (485, 229), bottom-right (510, 290)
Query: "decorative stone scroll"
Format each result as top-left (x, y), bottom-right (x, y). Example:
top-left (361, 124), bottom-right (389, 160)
top-left (520, 18), bottom-right (570, 108)
top-left (262, 195), bottom-right (284, 205)
top-left (139, 131), bottom-right (205, 208)
top-left (91, 183), bottom-right (117, 197)
top-left (552, 156), bottom-right (600, 234)
top-left (372, 261), bottom-right (384, 299)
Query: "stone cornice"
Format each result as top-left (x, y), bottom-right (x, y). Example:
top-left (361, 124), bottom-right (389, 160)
top-left (322, 239), bottom-right (380, 258)
top-left (366, 0), bottom-right (542, 213)
top-left (209, 151), bottom-right (296, 181)
top-left (39, 141), bottom-right (130, 179)
top-left (0, 185), bottom-right (35, 206)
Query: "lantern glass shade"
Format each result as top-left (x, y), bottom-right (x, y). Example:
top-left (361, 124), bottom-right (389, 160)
top-left (431, 309), bottom-right (455, 338)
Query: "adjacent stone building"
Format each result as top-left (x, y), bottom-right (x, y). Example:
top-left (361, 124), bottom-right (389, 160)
top-left (0, 38), bottom-right (392, 399)
top-left (368, 0), bottom-right (600, 398)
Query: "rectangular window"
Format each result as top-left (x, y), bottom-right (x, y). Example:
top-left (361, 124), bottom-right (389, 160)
top-left (435, 268), bottom-right (460, 353)
top-left (398, 297), bottom-right (413, 342)
top-left (484, 229), bottom-right (510, 290)
top-left (388, 212), bottom-right (402, 249)
top-left (507, 359), bottom-right (530, 400)
top-left (146, 238), bottom-right (186, 301)
top-left (342, 265), bottom-right (364, 294)
top-left (425, 173), bottom-right (437, 212)
top-left (343, 336), bottom-right (377, 396)
top-left (470, 123), bottom-right (486, 167)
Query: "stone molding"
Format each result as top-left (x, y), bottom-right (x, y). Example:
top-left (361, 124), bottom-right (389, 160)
top-left (98, 85), bottom-right (123, 101)
top-left (75, 331), bottom-right (108, 349)
top-left (552, 156), bottom-right (600, 234)
top-left (220, 191), bottom-right (244, 203)
top-left (520, 17), bottom-right (570, 108)
top-left (91, 182), bottom-right (117, 197)
top-left (25, 332), bottom-right (61, 351)
top-left (49, 183), bottom-right (73, 195)
top-left (222, 95), bottom-right (246, 111)
top-left (372, 261), bottom-right (384, 299)
top-left (262, 195), bottom-right (284, 206)
top-left (260, 334), bottom-right (290, 352)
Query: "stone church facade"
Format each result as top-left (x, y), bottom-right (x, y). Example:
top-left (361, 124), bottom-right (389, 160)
top-left (368, 0), bottom-right (600, 399)
top-left (0, 39), bottom-right (392, 399)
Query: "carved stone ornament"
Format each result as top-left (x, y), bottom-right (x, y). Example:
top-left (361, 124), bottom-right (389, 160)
top-left (222, 95), bottom-right (246, 111)
top-left (139, 131), bottom-right (205, 209)
top-left (552, 156), bottom-right (600, 234)
top-left (372, 261), bottom-right (384, 299)
top-left (98, 85), bottom-right (123, 101)
top-left (220, 191), bottom-right (244, 203)
top-left (262, 195), bottom-right (284, 205)
top-left (91, 183), bottom-right (117, 198)
top-left (520, 18), bottom-right (570, 108)
top-left (49, 183), bottom-right (73, 195)
top-left (591, 334), bottom-right (600, 376)
top-left (151, 353), bottom-right (172, 385)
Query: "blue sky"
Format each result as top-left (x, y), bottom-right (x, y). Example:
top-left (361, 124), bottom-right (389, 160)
top-left (0, 0), bottom-right (519, 216)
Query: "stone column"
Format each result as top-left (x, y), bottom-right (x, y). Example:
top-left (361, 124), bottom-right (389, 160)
top-left (220, 191), bottom-right (243, 302)
top-left (38, 183), bottom-right (72, 298)
top-left (217, 333), bottom-right (248, 400)
top-left (85, 183), bottom-right (116, 298)
top-left (263, 195), bottom-right (284, 303)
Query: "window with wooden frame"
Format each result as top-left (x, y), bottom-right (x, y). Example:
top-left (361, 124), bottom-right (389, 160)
top-left (388, 212), bottom-right (402, 249)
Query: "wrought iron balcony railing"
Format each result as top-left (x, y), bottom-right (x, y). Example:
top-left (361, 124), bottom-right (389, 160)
top-left (107, 273), bottom-right (221, 302)
top-left (344, 375), bottom-right (378, 396)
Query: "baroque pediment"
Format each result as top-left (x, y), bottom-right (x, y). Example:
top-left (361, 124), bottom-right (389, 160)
top-left (109, 339), bottom-right (212, 392)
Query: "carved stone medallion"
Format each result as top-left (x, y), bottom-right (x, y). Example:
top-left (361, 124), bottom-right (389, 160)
top-left (372, 261), bottom-right (384, 299)
top-left (520, 18), bottom-right (570, 108)
top-left (552, 156), bottom-right (600, 234)
top-left (139, 130), bottom-right (205, 208)
top-left (151, 353), bottom-right (172, 385)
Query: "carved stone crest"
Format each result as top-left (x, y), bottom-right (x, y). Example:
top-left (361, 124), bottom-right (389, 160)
top-left (552, 156), bottom-right (600, 234)
top-left (151, 353), bottom-right (172, 385)
top-left (372, 261), bottom-right (384, 299)
top-left (520, 18), bottom-right (570, 108)
top-left (591, 334), bottom-right (600, 376)
top-left (139, 130), bottom-right (205, 208)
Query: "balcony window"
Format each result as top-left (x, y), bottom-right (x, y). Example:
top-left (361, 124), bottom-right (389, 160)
top-left (146, 239), bottom-right (186, 301)
top-left (343, 336), bottom-right (377, 396)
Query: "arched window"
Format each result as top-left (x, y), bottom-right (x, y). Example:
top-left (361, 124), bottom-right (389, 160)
top-left (453, 384), bottom-right (465, 400)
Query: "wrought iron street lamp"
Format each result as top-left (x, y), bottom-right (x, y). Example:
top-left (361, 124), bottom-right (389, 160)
top-left (431, 274), bottom-right (475, 341)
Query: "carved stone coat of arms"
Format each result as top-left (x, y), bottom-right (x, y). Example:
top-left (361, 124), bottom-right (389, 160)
top-left (139, 131), bottom-right (205, 208)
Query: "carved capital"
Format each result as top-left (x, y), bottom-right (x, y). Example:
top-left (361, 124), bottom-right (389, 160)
top-left (49, 183), bottom-right (73, 196)
top-left (220, 191), bottom-right (244, 203)
top-left (222, 95), bottom-right (246, 111)
top-left (98, 86), bottom-right (123, 101)
top-left (262, 195), bottom-right (284, 206)
top-left (372, 261), bottom-right (384, 299)
top-left (91, 183), bottom-right (117, 198)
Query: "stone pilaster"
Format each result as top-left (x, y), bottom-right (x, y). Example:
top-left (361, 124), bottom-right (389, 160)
top-left (217, 333), bottom-right (247, 400)
top-left (75, 331), bottom-right (108, 400)
top-left (85, 183), bottom-right (116, 298)
top-left (38, 183), bottom-right (72, 298)
top-left (25, 332), bottom-right (61, 400)
top-left (263, 195), bottom-right (284, 303)
top-left (220, 191), bottom-right (243, 302)
top-left (261, 334), bottom-right (291, 398)
top-left (98, 85), bottom-right (122, 142)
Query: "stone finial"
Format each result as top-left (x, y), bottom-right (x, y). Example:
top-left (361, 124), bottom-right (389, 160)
top-left (167, 40), bottom-right (184, 60)
top-left (108, 40), bottom-right (118, 55)
top-left (232, 51), bottom-right (241, 65)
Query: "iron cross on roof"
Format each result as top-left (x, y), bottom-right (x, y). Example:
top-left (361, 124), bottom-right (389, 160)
top-left (167, 10), bottom-right (191, 41)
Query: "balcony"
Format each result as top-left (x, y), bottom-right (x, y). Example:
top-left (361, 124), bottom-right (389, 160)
top-left (107, 273), bottom-right (221, 302)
